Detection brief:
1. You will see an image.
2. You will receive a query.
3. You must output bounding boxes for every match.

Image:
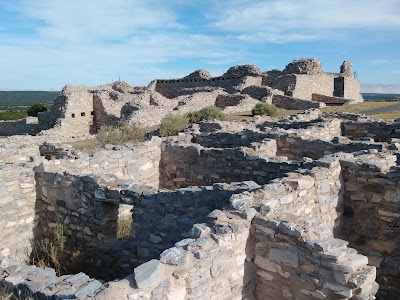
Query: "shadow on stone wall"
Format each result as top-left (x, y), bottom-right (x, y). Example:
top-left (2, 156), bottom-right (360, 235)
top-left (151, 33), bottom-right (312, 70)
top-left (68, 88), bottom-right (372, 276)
top-left (29, 172), bottom-right (136, 281)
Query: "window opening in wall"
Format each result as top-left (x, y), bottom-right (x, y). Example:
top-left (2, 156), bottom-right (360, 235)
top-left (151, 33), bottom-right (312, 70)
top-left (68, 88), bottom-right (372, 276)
top-left (71, 113), bottom-right (75, 118)
top-left (81, 112), bottom-right (86, 117)
top-left (91, 111), bottom-right (95, 116)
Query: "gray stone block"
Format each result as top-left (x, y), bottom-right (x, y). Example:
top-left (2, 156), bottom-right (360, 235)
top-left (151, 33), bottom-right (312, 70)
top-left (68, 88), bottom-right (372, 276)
top-left (134, 259), bottom-right (163, 289)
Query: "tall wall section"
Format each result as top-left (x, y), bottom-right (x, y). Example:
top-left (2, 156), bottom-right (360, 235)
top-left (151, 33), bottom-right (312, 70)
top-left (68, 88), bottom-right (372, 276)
top-left (153, 76), bottom-right (263, 99)
top-left (0, 141), bottom-right (42, 259)
top-left (291, 74), bottom-right (334, 100)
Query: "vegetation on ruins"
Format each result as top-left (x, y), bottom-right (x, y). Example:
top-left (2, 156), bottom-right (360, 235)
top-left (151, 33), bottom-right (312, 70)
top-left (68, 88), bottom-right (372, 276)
top-left (117, 214), bottom-right (133, 240)
top-left (27, 103), bottom-right (47, 117)
top-left (159, 113), bottom-right (189, 137)
top-left (96, 123), bottom-right (144, 146)
top-left (187, 106), bottom-right (226, 123)
top-left (31, 223), bottom-right (66, 275)
top-left (0, 111), bottom-right (28, 120)
top-left (251, 103), bottom-right (278, 117)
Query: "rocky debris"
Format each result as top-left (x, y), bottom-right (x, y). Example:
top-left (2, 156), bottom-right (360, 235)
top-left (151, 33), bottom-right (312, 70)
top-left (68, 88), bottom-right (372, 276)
top-left (340, 60), bottom-right (353, 77)
top-left (184, 69), bottom-right (212, 80)
top-left (0, 257), bottom-right (104, 300)
top-left (222, 64), bottom-right (263, 77)
top-left (112, 80), bottom-right (133, 93)
top-left (282, 58), bottom-right (324, 75)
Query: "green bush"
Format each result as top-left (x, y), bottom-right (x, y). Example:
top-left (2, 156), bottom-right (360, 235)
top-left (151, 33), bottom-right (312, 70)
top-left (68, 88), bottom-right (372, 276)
top-left (0, 111), bottom-right (28, 120)
top-left (251, 103), bottom-right (278, 117)
top-left (96, 123), bottom-right (144, 146)
top-left (159, 113), bottom-right (189, 137)
top-left (187, 106), bottom-right (226, 123)
top-left (27, 103), bottom-right (47, 117)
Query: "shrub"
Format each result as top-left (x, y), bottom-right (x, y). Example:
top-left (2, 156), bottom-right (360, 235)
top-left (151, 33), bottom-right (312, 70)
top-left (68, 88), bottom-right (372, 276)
top-left (117, 214), bottom-right (132, 240)
top-left (31, 223), bottom-right (66, 275)
top-left (27, 103), bottom-right (47, 117)
top-left (251, 103), bottom-right (278, 117)
top-left (0, 111), bottom-right (28, 120)
top-left (187, 106), bottom-right (226, 123)
top-left (96, 123), bottom-right (144, 146)
top-left (159, 114), bottom-right (189, 137)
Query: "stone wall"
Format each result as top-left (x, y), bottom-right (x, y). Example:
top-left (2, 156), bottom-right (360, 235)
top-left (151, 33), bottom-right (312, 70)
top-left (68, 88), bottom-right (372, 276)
top-left (340, 155), bottom-right (400, 298)
top-left (153, 76), bottom-right (262, 99)
top-left (334, 76), bottom-right (363, 102)
top-left (127, 181), bottom-right (259, 265)
top-left (253, 218), bottom-right (376, 299)
top-left (291, 74), bottom-right (334, 100)
top-left (342, 119), bottom-right (400, 142)
top-left (272, 94), bottom-right (325, 110)
top-left (34, 170), bottom-right (132, 280)
top-left (42, 137), bottom-right (162, 187)
top-left (0, 141), bottom-right (42, 259)
top-left (311, 93), bottom-right (353, 105)
top-left (39, 87), bottom-right (95, 136)
top-left (0, 118), bottom-right (40, 136)
top-left (159, 141), bottom-right (302, 189)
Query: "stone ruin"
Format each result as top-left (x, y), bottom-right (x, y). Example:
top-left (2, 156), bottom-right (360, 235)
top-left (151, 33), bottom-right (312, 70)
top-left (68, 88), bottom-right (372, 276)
top-left (0, 58), bottom-right (363, 137)
top-left (1, 106), bottom-right (400, 299)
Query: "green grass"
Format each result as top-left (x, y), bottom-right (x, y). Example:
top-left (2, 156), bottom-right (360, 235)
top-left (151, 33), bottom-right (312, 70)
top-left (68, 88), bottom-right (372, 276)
top-left (322, 101), bottom-right (400, 113)
top-left (0, 111), bottom-right (28, 120)
top-left (322, 101), bottom-right (400, 120)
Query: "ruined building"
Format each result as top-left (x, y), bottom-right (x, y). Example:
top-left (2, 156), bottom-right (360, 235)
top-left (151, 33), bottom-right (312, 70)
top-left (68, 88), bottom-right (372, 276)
top-left (1, 108), bottom-right (399, 299)
top-left (2, 58), bottom-right (396, 300)
top-left (1, 58), bottom-right (363, 137)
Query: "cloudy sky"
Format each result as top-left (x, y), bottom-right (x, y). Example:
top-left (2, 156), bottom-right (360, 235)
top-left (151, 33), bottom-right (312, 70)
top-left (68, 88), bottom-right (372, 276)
top-left (0, 0), bottom-right (399, 92)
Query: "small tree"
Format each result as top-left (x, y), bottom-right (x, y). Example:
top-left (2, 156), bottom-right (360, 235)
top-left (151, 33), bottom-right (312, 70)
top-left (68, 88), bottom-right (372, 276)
top-left (27, 103), bottom-right (47, 117)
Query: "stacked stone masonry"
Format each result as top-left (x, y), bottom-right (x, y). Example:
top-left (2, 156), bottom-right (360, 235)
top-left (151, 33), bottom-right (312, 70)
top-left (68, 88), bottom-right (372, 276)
top-left (1, 58), bottom-right (362, 137)
top-left (3, 106), bottom-right (400, 299)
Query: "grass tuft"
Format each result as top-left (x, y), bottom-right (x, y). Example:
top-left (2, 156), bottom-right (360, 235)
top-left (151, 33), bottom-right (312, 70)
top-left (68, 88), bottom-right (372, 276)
top-left (96, 123), bottom-right (144, 146)
top-left (117, 214), bottom-right (132, 240)
top-left (159, 114), bottom-right (189, 137)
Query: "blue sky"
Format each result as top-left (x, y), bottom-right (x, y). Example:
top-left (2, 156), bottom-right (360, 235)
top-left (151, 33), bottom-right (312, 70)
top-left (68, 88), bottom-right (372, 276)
top-left (0, 0), bottom-right (399, 92)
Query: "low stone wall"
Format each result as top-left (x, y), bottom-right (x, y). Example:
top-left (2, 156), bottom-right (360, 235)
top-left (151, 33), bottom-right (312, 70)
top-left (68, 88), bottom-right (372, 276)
top-left (312, 93), bottom-right (353, 105)
top-left (160, 141), bottom-right (302, 189)
top-left (96, 209), bottom-right (256, 300)
top-left (271, 132), bottom-right (385, 160)
top-left (42, 137), bottom-right (162, 187)
top-left (342, 120), bottom-right (400, 142)
top-left (0, 256), bottom-right (105, 299)
top-left (272, 94), bottom-right (325, 110)
top-left (127, 181), bottom-right (260, 265)
top-left (0, 118), bottom-right (40, 136)
top-left (253, 218), bottom-right (376, 299)
top-left (340, 153), bottom-right (400, 298)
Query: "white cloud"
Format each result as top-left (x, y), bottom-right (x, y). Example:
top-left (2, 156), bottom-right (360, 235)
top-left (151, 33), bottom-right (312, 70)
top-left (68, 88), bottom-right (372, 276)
top-left (0, 1), bottom-right (242, 89)
top-left (206, 0), bottom-right (400, 42)
top-left (11, 0), bottom-right (182, 43)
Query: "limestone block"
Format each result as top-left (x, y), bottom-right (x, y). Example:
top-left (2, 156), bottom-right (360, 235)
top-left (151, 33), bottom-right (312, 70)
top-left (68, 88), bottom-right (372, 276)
top-left (134, 259), bottom-right (164, 289)
top-left (270, 248), bottom-right (299, 268)
top-left (160, 247), bottom-right (188, 266)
